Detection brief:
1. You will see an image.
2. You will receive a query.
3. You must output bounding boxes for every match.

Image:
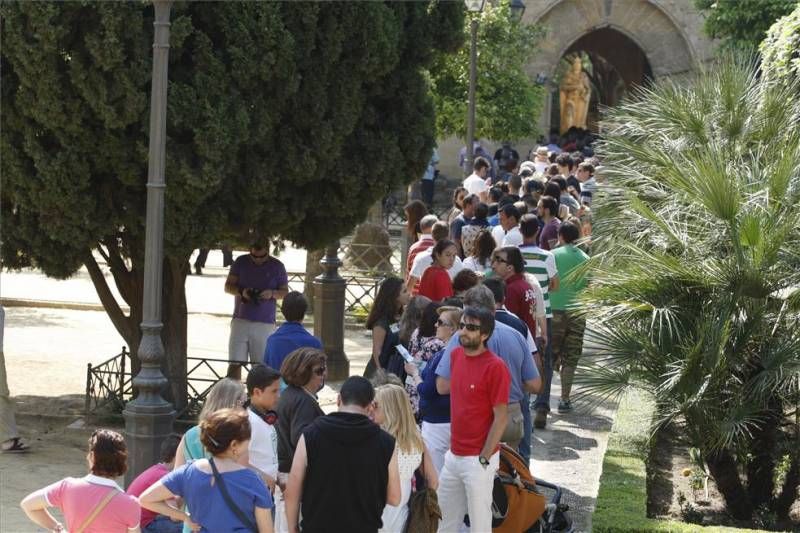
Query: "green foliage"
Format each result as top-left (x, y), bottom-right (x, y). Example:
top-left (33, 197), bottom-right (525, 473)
top-left (0, 1), bottom-right (463, 400)
top-left (580, 56), bottom-right (800, 524)
top-left (1, 1), bottom-right (463, 272)
top-left (694, 0), bottom-right (797, 51)
top-left (760, 3), bottom-right (800, 85)
top-left (429, 0), bottom-right (545, 141)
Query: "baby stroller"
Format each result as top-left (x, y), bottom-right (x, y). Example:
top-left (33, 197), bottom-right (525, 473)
top-left (491, 444), bottom-right (573, 533)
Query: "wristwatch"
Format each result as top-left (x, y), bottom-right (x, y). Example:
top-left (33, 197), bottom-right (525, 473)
top-left (479, 455), bottom-right (490, 469)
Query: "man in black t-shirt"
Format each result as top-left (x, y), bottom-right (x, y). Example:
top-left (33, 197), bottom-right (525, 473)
top-left (285, 377), bottom-right (400, 533)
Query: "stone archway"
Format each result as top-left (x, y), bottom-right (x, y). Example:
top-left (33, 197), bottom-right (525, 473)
top-left (523, 0), bottom-right (713, 133)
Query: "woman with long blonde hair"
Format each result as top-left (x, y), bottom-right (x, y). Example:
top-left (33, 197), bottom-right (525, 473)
top-left (373, 384), bottom-right (437, 532)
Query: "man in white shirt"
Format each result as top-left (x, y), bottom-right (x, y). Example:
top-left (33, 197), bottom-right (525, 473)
top-left (462, 156), bottom-right (491, 202)
top-left (491, 203), bottom-right (523, 248)
top-left (246, 364), bottom-right (281, 490)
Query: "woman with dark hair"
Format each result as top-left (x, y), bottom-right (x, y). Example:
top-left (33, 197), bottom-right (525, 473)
top-left (404, 200), bottom-right (428, 244)
top-left (544, 181), bottom-right (569, 220)
top-left (463, 229), bottom-right (496, 276)
top-left (364, 277), bottom-right (410, 378)
top-left (274, 347), bottom-right (327, 531)
top-left (417, 240), bottom-right (458, 302)
top-left (140, 409), bottom-right (273, 533)
top-left (445, 187), bottom-right (467, 225)
top-left (452, 269), bottom-right (479, 297)
top-left (21, 429), bottom-right (141, 532)
top-left (406, 302), bottom-right (444, 416)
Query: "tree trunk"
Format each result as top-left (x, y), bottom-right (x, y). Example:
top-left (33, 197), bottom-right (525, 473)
top-left (705, 448), bottom-right (753, 520)
top-left (85, 248), bottom-right (190, 410)
top-left (773, 455), bottom-right (799, 521)
top-left (162, 257), bottom-right (188, 410)
top-left (746, 406), bottom-right (778, 509)
top-left (304, 248), bottom-right (325, 312)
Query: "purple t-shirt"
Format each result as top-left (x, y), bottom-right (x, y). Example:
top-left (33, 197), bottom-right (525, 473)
top-left (539, 218), bottom-right (561, 251)
top-left (231, 255), bottom-right (288, 324)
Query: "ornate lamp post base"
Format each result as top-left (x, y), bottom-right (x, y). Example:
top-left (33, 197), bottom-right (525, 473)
top-left (313, 241), bottom-right (349, 380)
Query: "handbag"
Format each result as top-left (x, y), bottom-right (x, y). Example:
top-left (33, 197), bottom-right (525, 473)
top-left (209, 457), bottom-right (258, 533)
top-left (402, 453), bottom-right (441, 533)
top-left (74, 488), bottom-right (118, 533)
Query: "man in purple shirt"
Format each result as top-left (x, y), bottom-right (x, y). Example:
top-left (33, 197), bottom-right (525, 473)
top-left (538, 195), bottom-right (561, 251)
top-left (225, 240), bottom-right (289, 379)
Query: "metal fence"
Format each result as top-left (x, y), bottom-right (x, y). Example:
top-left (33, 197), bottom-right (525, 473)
top-left (85, 350), bottom-right (259, 422)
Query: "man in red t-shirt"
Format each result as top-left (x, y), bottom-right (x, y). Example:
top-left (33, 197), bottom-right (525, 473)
top-left (437, 306), bottom-right (511, 533)
top-left (492, 246), bottom-right (541, 340)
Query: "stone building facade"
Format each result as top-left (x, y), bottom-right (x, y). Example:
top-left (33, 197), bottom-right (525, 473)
top-left (436, 0), bottom-right (715, 179)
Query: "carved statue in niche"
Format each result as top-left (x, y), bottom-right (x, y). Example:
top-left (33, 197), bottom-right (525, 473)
top-left (559, 56), bottom-right (591, 133)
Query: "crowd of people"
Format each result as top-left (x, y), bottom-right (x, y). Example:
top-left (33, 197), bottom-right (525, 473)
top-left (19, 145), bottom-right (594, 532)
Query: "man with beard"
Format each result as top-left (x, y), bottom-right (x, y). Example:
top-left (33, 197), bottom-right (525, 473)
top-left (435, 305), bottom-right (511, 533)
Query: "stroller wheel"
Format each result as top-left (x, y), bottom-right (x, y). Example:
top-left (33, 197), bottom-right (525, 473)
top-left (527, 508), bottom-right (574, 533)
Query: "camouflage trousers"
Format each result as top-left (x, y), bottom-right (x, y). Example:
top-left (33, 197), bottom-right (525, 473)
top-left (550, 310), bottom-right (586, 371)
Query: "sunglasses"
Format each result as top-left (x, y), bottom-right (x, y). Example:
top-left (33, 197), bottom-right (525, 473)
top-left (251, 251), bottom-right (268, 259)
top-left (459, 322), bottom-right (482, 332)
top-left (436, 318), bottom-right (454, 328)
top-left (313, 365), bottom-right (327, 376)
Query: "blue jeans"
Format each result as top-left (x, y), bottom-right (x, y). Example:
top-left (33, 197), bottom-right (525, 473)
top-left (144, 516), bottom-right (183, 533)
top-left (518, 393), bottom-right (532, 463)
top-left (534, 318), bottom-right (553, 412)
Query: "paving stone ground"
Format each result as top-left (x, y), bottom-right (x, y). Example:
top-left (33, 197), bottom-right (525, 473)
top-left (1, 254), bottom-right (615, 532)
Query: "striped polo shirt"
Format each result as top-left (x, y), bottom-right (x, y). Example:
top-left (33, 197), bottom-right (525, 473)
top-left (518, 244), bottom-right (558, 318)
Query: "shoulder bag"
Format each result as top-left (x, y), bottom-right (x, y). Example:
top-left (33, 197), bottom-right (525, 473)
top-left (208, 457), bottom-right (258, 533)
top-left (74, 488), bottom-right (118, 533)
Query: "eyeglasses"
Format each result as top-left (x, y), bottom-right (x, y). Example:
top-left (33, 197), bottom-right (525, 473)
top-left (491, 256), bottom-right (508, 264)
top-left (313, 365), bottom-right (327, 376)
top-left (436, 318), bottom-right (454, 328)
top-left (459, 322), bottom-right (482, 332)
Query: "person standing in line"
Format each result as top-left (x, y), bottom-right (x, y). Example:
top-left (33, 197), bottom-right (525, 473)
top-left (140, 409), bottom-right (274, 533)
top-left (550, 221), bottom-right (589, 412)
top-left (537, 196), bottom-right (561, 251)
top-left (224, 239), bottom-right (289, 380)
top-left (373, 384), bottom-right (438, 533)
top-left (450, 194), bottom-right (479, 258)
top-left (126, 435), bottom-right (183, 533)
top-left (519, 214), bottom-right (560, 429)
top-left (417, 240), bottom-right (458, 302)
top-left (445, 187), bottom-right (467, 226)
top-left (462, 157), bottom-right (491, 202)
top-left (1, 304), bottom-right (29, 453)
top-left (436, 306), bottom-right (511, 533)
top-left (285, 376), bottom-right (401, 533)
top-left (21, 430), bottom-right (141, 533)
top-left (246, 365), bottom-right (281, 494)
top-left (274, 348), bottom-right (327, 532)
top-left (364, 277), bottom-right (410, 378)
top-left (406, 214), bottom-right (439, 282)
top-left (407, 305), bottom-right (463, 474)
top-left (263, 291), bottom-right (321, 383)
top-left (407, 222), bottom-right (465, 295)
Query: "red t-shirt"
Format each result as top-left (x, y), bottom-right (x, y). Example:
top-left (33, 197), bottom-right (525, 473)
top-left (449, 346), bottom-right (511, 456)
top-left (417, 265), bottom-right (453, 302)
top-left (504, 273), bottom-right (538, 338)
top-left (126, 463), bottom-right (170, 527)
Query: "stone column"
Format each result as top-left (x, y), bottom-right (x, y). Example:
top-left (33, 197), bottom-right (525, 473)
top-left (123, 0), bottom-right (175, 484)
top-left (313, 242), bottom-right (349, 380)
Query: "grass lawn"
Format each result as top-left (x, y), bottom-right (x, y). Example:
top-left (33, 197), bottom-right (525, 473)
top-left (592, 389), bottom-right (770, 533)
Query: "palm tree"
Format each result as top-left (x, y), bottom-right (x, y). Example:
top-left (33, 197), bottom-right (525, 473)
top-left (579, 56), bottom-right (800, 525)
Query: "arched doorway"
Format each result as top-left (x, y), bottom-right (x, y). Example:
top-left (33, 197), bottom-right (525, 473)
top-left (551, 28), bottom-right (653, 132)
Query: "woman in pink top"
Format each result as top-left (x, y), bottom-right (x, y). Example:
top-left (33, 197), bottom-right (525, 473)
top-left (21, 429), bottom-right (142, 533)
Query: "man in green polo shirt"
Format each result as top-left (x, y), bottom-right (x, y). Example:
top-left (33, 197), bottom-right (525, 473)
top-left (550, 221), bottom-right (589, 412)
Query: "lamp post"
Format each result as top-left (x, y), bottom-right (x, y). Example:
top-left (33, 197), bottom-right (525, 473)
top-left (313, 241), bottom-right (349, 380)
top-left (510, 0), bottom-right (527, 21)
top-left (464, 0), bottom-right (485, 176)
top-left (123, 0), bottom-right (176, 484)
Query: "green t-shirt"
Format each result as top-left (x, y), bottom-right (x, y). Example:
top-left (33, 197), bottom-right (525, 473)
top-left (550, 245), bottom-right (589, 311)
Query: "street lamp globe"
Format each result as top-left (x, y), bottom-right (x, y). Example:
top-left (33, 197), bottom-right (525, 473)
top-left (464, 0), bottom-right (486, 13)
top-left (510, 0), bottom-right (526, 21)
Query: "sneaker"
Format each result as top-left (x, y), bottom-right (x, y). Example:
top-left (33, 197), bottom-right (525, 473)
top-left (558, 399), bottom-right (573, 413)
top-left (533, 408), bottom-right (548, 429)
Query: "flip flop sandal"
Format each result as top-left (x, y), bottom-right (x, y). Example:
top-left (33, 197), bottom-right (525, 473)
top-left (2, 437), bottom-right (30, 453)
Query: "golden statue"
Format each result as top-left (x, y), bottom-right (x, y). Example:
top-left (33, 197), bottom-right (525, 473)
top-left (559, 56), bottom-right (591, 133)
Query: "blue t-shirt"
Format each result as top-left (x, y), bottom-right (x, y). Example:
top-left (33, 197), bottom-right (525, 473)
top-left (162, 461), bottom-right (272, 532)
top-left (436, 321), bottom-right (537, 403)
top-left (264, 322), bottom-right (322, 376)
